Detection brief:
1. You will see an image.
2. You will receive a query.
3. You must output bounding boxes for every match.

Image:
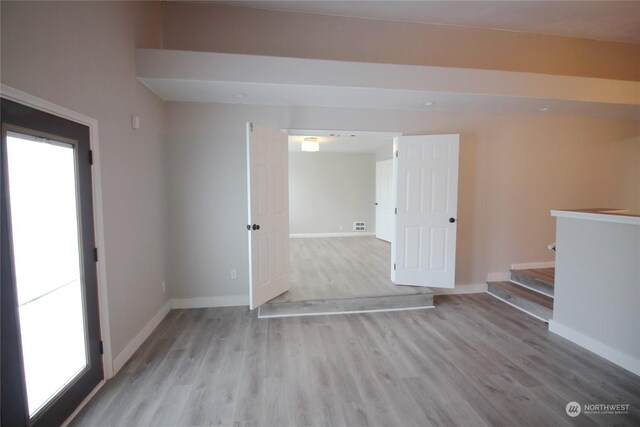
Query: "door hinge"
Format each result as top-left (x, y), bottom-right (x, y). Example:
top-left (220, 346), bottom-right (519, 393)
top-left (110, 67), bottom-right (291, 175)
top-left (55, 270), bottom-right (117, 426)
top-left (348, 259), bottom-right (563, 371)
top-left (249, 123), bottom-right (253, 132)
top-left (395, 208), bottom-right (397, 214)
top-left (88, 150), bottom-right (93, 165)
top-left (395, 150), bottom-right (398, 157)
top-left (394, 263), bottom-right (396, 270)
top-left (99, 340), bottom-right (104, 355)
top-left (93, 247), bottom-right (98, 262)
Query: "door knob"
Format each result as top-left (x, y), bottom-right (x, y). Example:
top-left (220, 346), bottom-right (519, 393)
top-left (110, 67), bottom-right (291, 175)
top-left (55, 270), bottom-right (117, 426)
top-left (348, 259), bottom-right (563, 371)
top-left (449, 218), bottom-right (456, 223)
top-left (375, 202), bottom-right (379, 206)
top-left (252, 224), bottom-right (260, 230)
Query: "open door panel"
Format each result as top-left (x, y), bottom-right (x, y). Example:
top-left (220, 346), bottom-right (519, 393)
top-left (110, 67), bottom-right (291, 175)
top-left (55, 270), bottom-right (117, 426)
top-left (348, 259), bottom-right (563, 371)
top-left (247, 122), bottom-right (290, 309)
top-left (392, 134), bottom-right (459, 288)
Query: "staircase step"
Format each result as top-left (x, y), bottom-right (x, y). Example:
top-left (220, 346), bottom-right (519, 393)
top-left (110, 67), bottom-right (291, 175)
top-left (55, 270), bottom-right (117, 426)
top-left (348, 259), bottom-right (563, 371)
top-left (259, 292), bottom-right (434, 318)
top-left (510, 268), bottom-right (554, 297)
top-left (487, 281), bottom-right (553, 322)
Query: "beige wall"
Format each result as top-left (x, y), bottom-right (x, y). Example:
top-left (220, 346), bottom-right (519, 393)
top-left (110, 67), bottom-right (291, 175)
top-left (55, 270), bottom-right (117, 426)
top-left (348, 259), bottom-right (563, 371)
top-left (1, 1), bottom-right (168, 358)
top-left (289, 152), bottom-right (376, 234)
top-left (165, 101), bottom-right (640, 299)
top-left (162, 2), bottom-right (640, 81)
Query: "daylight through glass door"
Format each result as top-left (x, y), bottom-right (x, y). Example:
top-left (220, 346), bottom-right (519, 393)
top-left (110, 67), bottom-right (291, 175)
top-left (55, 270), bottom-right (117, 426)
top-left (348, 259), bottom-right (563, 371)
top-left (5, 131), bottom-right (88, 418)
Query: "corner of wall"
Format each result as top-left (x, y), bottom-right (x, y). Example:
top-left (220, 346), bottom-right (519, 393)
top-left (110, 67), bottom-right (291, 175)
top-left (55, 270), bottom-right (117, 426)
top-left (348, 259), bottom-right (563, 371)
top-left (111, 300), bottom-right (171, 375)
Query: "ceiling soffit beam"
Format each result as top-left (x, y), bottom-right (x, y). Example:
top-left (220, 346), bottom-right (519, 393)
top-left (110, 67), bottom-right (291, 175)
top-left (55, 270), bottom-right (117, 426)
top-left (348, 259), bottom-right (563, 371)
top-left (137, 49), bottom-right (640, 107)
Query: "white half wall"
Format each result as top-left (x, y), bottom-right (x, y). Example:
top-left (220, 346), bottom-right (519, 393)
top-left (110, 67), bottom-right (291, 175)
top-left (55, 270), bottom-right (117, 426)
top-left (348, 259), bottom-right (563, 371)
top-left (289, 152), bottom-right (375, 234)
top-left (550, 214), bottom-right (640, 375)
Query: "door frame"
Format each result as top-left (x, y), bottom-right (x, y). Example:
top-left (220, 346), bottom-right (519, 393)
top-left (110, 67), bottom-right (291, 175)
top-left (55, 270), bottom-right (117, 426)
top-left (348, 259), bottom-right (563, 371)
top-left (1, 84), bottom-right (113, 380)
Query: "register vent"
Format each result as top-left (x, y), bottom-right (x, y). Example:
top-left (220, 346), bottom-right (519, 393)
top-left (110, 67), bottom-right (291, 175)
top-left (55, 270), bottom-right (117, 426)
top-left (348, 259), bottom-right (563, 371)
top-left (353, 221), bottom-right (366, 232)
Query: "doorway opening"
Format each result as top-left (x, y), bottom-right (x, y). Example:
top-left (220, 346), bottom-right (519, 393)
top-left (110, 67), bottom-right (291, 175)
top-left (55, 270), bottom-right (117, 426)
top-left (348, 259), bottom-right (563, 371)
top-left (247, 124), bottom-right (459, 316)
top-left (279, 129), bottom-right (422, 303)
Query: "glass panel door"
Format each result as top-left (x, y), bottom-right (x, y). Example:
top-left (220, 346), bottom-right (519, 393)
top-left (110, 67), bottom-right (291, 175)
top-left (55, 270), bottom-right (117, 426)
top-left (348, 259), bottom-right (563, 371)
top-left (6, 131), bottom-right (89, 418)
top-left (1, 98), bottom-right (103, 427)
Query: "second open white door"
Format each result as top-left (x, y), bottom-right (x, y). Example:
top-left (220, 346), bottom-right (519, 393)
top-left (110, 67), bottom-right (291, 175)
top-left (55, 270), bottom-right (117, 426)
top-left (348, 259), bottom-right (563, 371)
top-left (247, 123), bottom-right (290, 309)
top-left (391, 134), bottom-right (459, 288)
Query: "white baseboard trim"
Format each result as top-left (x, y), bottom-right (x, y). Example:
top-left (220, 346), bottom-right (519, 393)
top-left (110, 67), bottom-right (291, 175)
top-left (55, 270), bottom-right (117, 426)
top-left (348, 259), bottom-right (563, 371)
top-left (61, 380), bottom-right (106, 427)
top-left (548, 320), bottom-right (640, 376)
top-left (112, 300), bottom-right (171, 375)
top-left (511, 261), bottom-right (555, 270)
top-left (487, 272), bottom-right (511, 282)
top-left (431, 283), bottom-right (488, 295)
top-left (289, 232), bottom-right (376, 238)
top-left (171, 295), bottom-right (249, 309)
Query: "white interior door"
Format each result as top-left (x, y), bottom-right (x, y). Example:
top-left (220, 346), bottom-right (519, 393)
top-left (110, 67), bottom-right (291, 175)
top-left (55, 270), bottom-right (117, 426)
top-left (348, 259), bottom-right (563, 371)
top-left (391, 134), bottom-right (459, 288)
top-left (247, 122), bottom-right (289, 309)
top-left (375, 159), bottom-right (393, 242)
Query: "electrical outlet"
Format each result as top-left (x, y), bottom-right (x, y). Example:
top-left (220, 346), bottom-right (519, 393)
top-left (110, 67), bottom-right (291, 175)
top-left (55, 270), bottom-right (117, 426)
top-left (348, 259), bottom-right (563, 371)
top-left (230, 269), bottom-right (237, 279)
top-left (161, 281), bottom-right (166, 293)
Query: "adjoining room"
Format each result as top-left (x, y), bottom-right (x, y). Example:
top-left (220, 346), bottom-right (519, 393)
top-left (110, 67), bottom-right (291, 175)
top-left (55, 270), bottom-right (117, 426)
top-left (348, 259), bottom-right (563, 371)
top-left (261, 130), bottom-right (435, 316)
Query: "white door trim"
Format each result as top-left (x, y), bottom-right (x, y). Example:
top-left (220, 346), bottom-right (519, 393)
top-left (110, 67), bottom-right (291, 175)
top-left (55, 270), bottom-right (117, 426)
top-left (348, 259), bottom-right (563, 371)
top-left (1, 84), bottom-right (114, 379)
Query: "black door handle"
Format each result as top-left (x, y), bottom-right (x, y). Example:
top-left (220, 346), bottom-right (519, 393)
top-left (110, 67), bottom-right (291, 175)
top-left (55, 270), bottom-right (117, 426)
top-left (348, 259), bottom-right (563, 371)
top-left (449, 218), bottom-right (456, 223)
top-left (375, 202), bottom-right (379, 206)
top-left (252, 224), bottom-right (260, 230)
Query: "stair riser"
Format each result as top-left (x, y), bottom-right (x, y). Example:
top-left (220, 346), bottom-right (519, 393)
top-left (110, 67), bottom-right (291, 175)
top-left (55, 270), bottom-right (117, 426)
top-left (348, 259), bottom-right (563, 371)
top-left (510, 271), bottom-right (554, 297)
top-left (260, 293), bottom-right (434, 318)
top-left (488, 284), bottom-right (552, 321)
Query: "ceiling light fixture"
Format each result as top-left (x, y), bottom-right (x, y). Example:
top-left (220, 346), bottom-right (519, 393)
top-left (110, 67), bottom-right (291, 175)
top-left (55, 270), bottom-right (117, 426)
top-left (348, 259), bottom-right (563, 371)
top-left (422, 101), bottom-right (436, 107)
top-left (538, 107), bottom-right (551, 112)
top-left (301, 137), bottom-right (320, 152)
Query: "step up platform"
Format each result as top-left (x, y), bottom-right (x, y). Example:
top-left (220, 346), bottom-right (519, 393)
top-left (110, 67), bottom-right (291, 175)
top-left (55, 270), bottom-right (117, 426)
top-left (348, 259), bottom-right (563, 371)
top-left (510, 268), bottom-right (554, 297)
top-left (259, 292), bottom-right (434, 318)
top-left (487, 281), bottom-right (553, 322)
top-left (487, 268), bottom-right (555, 322)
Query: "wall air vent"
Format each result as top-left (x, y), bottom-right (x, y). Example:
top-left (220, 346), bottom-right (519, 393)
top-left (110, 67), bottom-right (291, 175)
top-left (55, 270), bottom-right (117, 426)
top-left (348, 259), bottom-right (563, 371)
top-left (353, 221), bottom-right (366, 232)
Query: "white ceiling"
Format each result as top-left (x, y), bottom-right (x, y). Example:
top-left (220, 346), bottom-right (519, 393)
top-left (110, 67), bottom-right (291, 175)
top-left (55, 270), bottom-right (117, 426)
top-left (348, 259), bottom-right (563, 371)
top-left (212, 0), bottom-right (640, 44)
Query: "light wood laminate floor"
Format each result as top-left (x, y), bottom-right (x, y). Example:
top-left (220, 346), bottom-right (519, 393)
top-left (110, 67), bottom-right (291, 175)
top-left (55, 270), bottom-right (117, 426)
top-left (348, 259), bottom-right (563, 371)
top-left (272, 236), bottom-right (431, 303)
top-left (517, 267), bottom-right (555, 286)
top-left (72, 294), bottom-right (639, 426)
